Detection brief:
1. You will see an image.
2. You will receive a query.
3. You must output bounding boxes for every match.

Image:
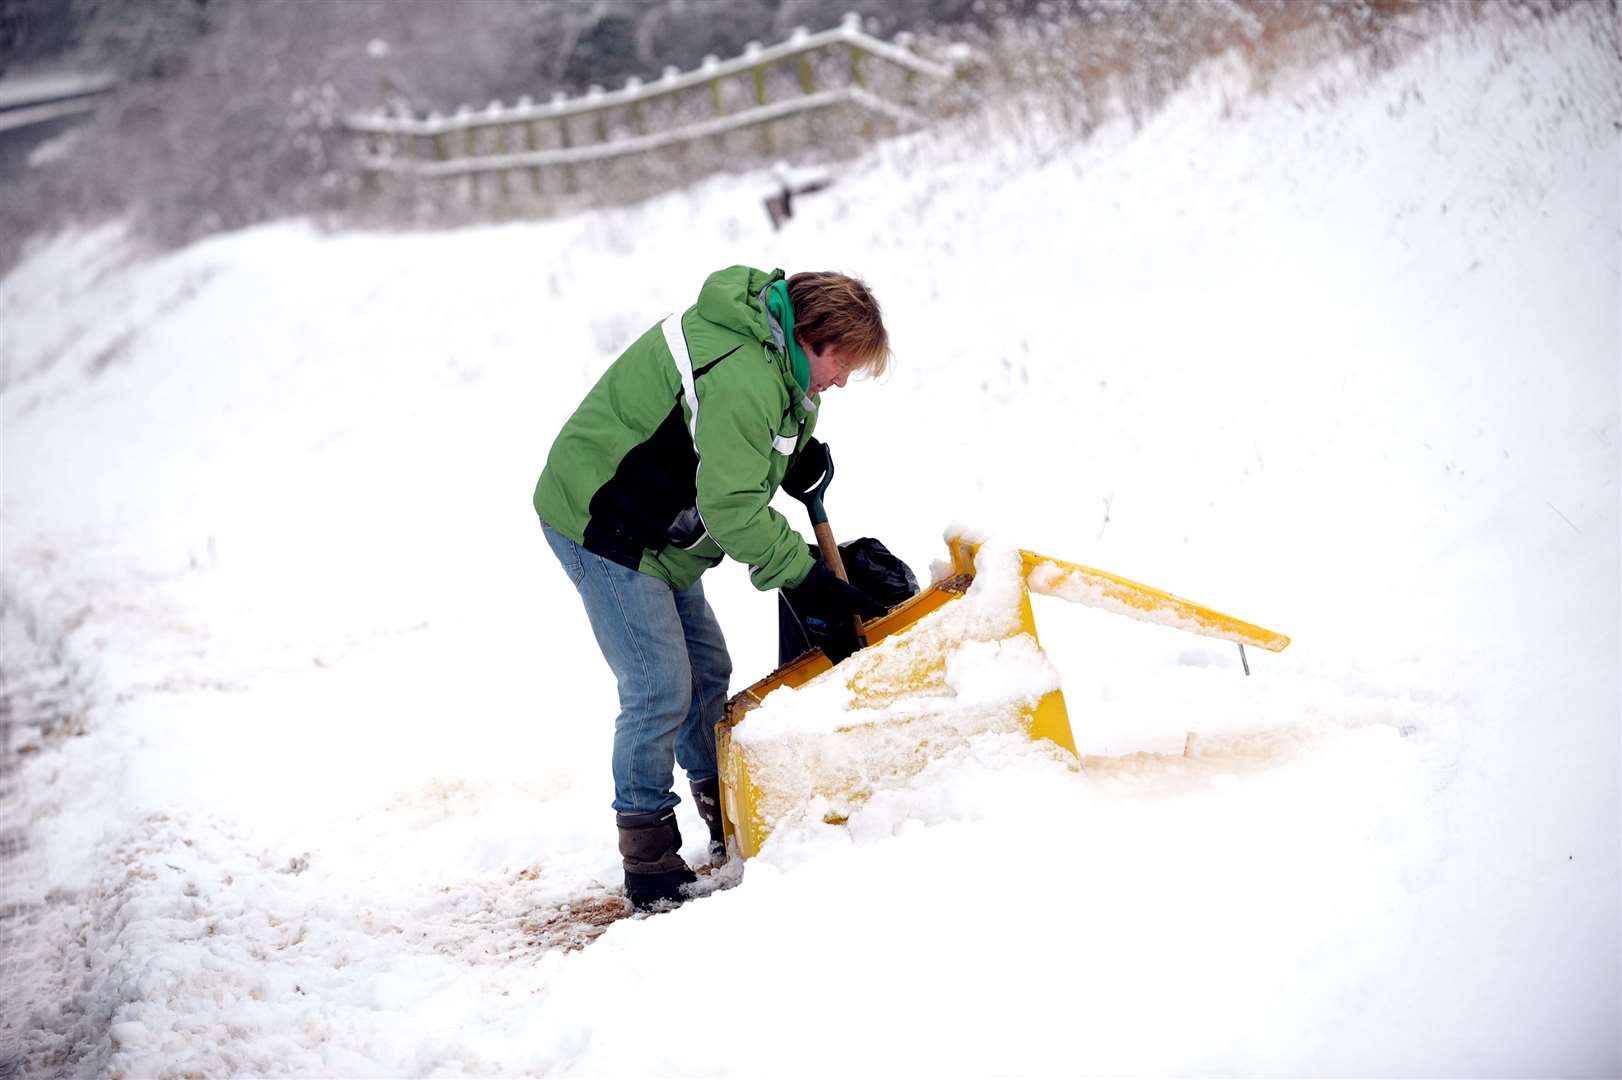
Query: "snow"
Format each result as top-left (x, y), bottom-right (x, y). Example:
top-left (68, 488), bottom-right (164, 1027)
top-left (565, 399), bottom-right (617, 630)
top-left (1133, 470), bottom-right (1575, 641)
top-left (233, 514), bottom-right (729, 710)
top-left (3, 7), bottom-right (1619, 1077)
top-left (26, 127), bottom-right (82, 168)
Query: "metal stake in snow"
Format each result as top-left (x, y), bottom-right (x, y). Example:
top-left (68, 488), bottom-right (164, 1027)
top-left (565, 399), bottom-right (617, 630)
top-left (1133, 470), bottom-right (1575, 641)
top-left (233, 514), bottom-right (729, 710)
top-left (1238, 642), bottom-right (1250, 676)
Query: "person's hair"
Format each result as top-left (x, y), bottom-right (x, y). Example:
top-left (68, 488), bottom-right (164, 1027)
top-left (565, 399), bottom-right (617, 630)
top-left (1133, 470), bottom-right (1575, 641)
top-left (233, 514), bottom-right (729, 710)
top-left (786, 271), bottom-right (891, 378)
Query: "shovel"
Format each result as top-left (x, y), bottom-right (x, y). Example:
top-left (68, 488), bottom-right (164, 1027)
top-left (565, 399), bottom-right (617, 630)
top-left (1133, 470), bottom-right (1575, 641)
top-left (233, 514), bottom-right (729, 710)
top-left (782, 444), bottom-right (868, 651)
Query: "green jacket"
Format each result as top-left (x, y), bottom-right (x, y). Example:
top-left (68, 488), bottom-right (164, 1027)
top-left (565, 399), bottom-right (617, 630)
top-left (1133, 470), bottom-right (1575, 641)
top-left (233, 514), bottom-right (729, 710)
top-left (533, 265), bottom-right (820, 592)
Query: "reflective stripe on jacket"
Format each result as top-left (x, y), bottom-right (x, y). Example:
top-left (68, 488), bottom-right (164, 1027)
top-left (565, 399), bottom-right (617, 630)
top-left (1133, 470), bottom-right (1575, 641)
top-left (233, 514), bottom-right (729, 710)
top-left (533, 265), bottom-right (820, 592)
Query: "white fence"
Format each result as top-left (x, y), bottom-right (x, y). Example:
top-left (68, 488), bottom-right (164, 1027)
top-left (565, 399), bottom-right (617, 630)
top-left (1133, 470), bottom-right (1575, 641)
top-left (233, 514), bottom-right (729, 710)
top-left (344, 13), bottom-right (964, 197)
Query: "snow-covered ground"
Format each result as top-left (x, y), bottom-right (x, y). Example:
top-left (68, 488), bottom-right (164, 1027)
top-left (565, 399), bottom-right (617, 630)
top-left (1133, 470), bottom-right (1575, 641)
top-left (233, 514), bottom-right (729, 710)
top-left (2, 8), bottom-right (1618, 1077)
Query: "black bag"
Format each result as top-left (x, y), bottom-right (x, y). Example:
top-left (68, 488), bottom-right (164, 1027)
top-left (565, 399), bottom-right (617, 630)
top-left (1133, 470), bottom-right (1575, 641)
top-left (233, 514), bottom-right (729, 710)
top-left (778, 537), bottom-right (919, 664)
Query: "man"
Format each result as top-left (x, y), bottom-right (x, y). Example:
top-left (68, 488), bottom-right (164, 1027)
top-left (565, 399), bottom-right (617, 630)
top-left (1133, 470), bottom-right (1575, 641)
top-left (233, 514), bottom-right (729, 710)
top-left (534, 265), bottom-right (892, 910)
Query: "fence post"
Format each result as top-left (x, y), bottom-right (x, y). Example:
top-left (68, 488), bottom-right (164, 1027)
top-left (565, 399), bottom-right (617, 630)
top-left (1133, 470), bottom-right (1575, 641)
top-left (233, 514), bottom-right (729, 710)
top-left (587, 85), bottom-right (607, 144)
top-left (842, 13), bottom-right (873, 139)
top-left (625, 76), bottom-right (645, 135)
top-left (358, 108), bottom-right (384, 195)
top-left (844, 12), bottom-right (866, 87)
top-left (430, 111), bottom-right (450, 165)
top-left (895, 32), bottom-right (918, 94)
top-left (553, 91), bottom-right (575, 194)
top-left (519, 95), bottom-right (542, 195)
top-left (585, 85), bottom-right (607, 195)
top-left (426, 109), bottom-right (445, 209)
top-left (392, 103), bottom-right (415, 189)
top-left (794, 27), bottom-right (815, 94)
top-left (746, 41), bottom-right (772, 155)
top-left (660, 64), bottom-right (688, 177)
top-left (703, 55), bottom-right (723, 116)
top-left (748, 41), bottom-right (767, 105)
top-left (488, 101), bottom-right (511, 201)
top-left (455, 104), bottom-right (477, 204)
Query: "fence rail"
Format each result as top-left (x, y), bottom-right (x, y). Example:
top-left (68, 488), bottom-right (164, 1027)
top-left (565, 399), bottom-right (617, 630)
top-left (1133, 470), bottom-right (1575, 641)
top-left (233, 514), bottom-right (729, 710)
top-left (0, 72), bottom-right (114, 136)
top-left (344, 13), bottom-right (963, 192)
top-left (362, 87), bottom-right (926, 179)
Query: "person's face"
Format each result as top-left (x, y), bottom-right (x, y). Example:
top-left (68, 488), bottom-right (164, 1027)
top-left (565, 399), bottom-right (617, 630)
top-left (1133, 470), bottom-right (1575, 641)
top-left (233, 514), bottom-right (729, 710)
top-left (804, 339), bottom-right (856, 395)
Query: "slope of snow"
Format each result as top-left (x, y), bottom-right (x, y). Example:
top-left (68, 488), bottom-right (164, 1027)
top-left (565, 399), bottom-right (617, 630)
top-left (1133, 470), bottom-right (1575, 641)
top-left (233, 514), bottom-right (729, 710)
top-left (2, 8), bottom-right (1617, 1077)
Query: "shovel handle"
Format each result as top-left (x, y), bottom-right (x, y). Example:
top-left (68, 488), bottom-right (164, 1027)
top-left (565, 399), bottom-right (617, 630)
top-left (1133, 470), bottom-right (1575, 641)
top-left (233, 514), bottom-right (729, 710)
top-left (812, 521), bottom-right (849, 582)
top-left (812, 521), bottom-right (868, 649)
top-left (789, 444), bottom-right (867, 651)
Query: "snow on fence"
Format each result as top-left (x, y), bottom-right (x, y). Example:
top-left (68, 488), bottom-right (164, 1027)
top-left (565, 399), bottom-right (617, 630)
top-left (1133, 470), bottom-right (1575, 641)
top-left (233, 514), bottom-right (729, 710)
top-left (343, 13), bottom-right (965, 199)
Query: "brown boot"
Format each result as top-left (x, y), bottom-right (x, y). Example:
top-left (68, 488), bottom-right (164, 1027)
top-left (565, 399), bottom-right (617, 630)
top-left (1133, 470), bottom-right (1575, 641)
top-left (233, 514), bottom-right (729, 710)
top-left (616, 808), bottom-right (697, 911)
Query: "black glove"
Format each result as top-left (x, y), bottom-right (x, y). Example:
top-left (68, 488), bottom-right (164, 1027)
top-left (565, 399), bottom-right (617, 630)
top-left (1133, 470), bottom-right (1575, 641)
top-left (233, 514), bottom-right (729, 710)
top-left (781, 438), bottom-right (830, 500)
top-left (782, 560), bottom-right (888, 663)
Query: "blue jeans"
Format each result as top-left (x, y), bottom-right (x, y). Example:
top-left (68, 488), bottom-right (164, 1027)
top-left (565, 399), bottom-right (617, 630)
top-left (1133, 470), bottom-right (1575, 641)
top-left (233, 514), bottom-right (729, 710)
top-left (541, 520), bottom-right (732, 815)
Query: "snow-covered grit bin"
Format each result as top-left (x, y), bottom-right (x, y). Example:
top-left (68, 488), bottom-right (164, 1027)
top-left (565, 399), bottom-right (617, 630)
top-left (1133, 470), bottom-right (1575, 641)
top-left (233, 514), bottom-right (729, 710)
top-left (719, 532), bottom-right (1289, 858)
top-left (1, 5), bottom-right (1617, 1077)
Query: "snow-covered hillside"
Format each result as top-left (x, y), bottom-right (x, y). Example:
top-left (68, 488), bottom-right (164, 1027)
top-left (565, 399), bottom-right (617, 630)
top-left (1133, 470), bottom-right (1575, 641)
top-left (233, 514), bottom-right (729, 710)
top-left (3, 8), bottom-right (1618, 1077)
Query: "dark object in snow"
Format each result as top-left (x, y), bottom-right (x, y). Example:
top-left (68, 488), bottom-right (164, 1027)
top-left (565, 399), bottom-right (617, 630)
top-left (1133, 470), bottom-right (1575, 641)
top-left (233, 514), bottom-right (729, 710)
top-left (764, 174), bottom-right (834, 230)
top-left (778, 536), bottom-right (919, 665)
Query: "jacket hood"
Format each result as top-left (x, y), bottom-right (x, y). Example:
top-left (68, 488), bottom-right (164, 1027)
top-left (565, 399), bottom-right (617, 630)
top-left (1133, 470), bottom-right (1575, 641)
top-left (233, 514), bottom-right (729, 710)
top-left (695, 265), bottom-right (783, 342)
top-left (695, 264), bottom-right (817, 418)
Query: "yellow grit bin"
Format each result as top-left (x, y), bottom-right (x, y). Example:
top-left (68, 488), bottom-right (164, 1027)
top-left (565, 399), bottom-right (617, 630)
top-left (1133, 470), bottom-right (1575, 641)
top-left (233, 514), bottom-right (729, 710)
top-left (716, 532), bottom-right (1291, 860)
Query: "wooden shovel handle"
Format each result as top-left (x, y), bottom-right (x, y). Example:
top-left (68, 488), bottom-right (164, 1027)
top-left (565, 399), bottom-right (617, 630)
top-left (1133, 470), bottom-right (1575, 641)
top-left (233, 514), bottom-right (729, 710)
top-left (812, 521), bottom-right (868, 649)
top-left (812, 521), bottom-right (848, 581)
